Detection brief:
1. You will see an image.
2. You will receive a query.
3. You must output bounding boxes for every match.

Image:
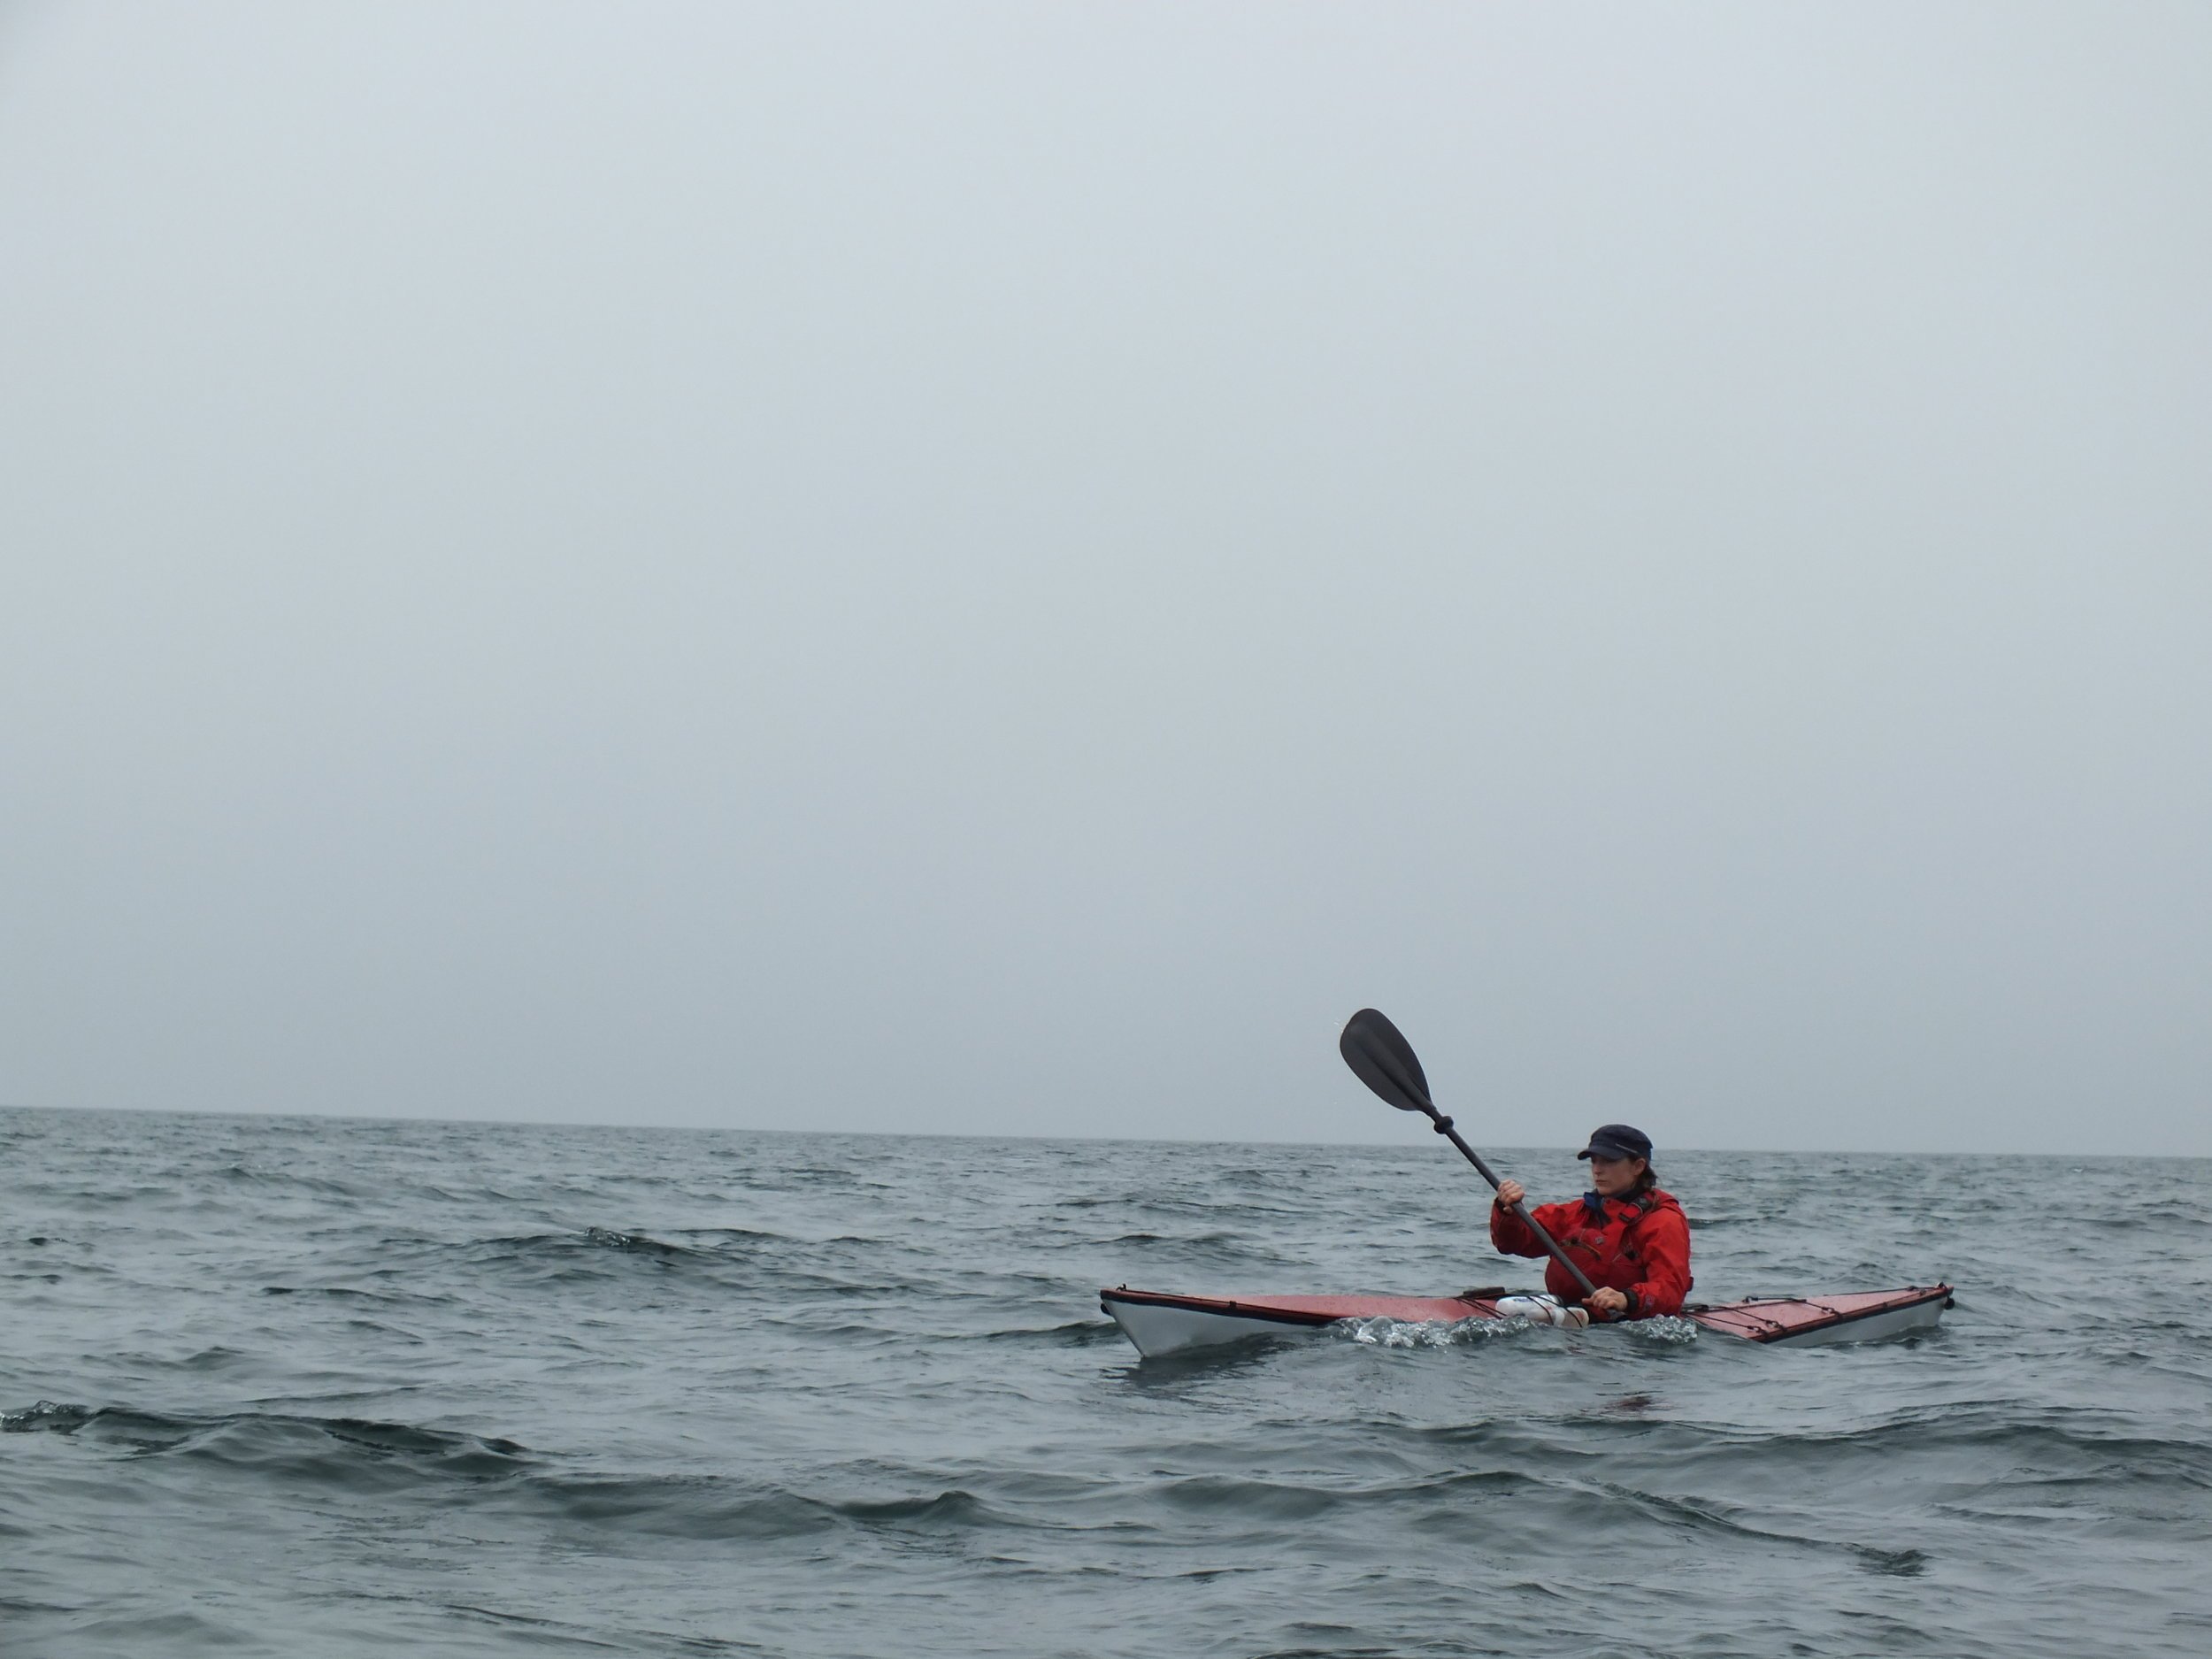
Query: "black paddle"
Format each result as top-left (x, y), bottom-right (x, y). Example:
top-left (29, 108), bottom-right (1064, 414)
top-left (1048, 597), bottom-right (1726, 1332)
top-left (1339, 1008), bottom-right (1603, 1306)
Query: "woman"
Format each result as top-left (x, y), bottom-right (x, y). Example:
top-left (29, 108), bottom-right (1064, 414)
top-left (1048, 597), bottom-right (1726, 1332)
top-left (1491, 1124), bottom-right (1692, 1318)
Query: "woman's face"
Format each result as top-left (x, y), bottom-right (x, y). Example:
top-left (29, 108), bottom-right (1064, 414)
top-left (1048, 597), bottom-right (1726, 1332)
top-left (1586, 1153), bottom-right (1647, 1197)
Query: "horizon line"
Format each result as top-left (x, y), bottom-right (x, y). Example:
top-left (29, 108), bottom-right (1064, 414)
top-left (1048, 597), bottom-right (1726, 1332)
top-left (1, 1099), bottom-right (2197, 1162)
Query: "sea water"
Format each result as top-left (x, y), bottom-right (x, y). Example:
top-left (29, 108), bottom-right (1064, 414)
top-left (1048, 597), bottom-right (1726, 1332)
top-left (4, 1108), bottom-right (2207, 1657)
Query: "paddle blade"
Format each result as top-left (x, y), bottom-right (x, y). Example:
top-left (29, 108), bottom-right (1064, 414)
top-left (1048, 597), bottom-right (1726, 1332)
top-left (1339, 1009), bottom-right (1435, 1114)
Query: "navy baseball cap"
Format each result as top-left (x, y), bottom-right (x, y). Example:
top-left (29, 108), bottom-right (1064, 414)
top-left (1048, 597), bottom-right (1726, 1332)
top-left (1577, 1124), bottom-right (1653, 1161)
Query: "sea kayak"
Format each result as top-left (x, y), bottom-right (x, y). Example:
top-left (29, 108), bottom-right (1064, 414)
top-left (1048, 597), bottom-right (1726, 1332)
top-left (1100, 1283), bottom-right (1953, 1358)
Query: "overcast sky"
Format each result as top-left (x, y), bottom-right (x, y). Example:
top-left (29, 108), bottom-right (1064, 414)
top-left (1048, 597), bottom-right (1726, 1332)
top-left (3, 4), bottom-right (2206, 1156)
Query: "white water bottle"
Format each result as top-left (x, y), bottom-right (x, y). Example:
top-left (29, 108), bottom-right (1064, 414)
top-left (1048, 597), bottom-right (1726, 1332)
top-left (1494, 1294), bottom-right (1592, 1330)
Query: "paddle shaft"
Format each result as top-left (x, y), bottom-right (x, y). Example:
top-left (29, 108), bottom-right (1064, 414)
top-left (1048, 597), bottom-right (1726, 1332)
top-left (1421, 1109), bottom-right (1603, 1302)
top-left (1336, 1009), bottom-right (1607, 1311)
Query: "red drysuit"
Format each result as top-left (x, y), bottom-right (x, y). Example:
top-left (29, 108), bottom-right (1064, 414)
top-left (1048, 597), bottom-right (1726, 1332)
top-left (1489, 1187), bottom-right (1693, 1317)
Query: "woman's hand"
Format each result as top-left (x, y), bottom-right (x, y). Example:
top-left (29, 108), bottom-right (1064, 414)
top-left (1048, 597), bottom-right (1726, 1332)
top-left (1586, 1287), bottom-right (1629, 1317)
top-left (1495, 1179), bottom-right (1525, 1210)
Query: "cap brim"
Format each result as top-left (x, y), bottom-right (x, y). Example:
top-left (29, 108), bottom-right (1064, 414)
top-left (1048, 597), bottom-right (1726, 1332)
top-left (1578, 1144), bottom-right (1637, 1160)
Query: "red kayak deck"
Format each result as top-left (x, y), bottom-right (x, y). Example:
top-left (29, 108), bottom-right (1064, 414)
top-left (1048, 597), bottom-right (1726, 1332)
top-left (1100, 1284), bottom-right (1952, 1355)
top-left (1685, 1287), bottom-right (1954, 1342)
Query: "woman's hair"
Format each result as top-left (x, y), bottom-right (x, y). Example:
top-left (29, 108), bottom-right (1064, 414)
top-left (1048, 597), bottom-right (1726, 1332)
top-left (1632, 1163), bottom-right (1659, 1194)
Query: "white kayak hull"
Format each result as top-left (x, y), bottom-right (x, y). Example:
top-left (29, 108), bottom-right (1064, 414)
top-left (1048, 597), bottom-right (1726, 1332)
top-left (1104, 1298), bottom-right (1335, 1359)
top-left (1100, 1285), bottom-right (1953, 1359)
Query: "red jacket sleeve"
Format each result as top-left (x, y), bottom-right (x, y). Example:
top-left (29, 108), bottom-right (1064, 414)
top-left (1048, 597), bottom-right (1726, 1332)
top-left (1625, 1206), bottom-right (1693, 1317)
top-left (1490, 1198), bottom-right (1578, 1259)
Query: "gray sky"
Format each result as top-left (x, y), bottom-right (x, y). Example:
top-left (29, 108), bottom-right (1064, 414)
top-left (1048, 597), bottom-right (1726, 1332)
top-left (3, 4), bottom-right (2207, 1155)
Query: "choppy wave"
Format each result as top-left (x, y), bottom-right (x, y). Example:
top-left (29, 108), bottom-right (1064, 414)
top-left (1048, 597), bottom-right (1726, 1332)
top-left (4, 1401), bottom-right (532, 1486)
